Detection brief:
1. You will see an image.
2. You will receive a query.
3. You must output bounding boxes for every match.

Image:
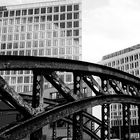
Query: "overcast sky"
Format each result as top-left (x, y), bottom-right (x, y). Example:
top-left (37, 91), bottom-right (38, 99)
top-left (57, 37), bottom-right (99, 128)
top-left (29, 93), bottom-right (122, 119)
top-left (1, 0), bottom-right (140, 63)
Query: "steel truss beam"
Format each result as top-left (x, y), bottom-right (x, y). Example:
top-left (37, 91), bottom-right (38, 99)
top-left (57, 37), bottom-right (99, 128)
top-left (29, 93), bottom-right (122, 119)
top-left (0, 55), bottom-right (140, 87)
top-left (1, 95), bottom-right (140, 140)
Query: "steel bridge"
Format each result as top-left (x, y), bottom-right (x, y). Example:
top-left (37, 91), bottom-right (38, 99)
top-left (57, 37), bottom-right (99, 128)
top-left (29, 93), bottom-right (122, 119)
top-left (0, 55), bottom-right (140, 140)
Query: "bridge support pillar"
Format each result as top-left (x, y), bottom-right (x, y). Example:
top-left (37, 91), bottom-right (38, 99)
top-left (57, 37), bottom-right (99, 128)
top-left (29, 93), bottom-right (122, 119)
top-left (122, 103), bottom-right (130, 140)
top-left (72, 111), bottom-right (83, 140)
top-left (101, 104), bottom-right (110, 140)
top-left (30, 71), bottom-right (44, 140)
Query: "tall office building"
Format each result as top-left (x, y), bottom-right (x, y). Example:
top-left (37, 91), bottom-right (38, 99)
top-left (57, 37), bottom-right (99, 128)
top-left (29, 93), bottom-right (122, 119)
top-left (0, 0), bottom-right (82, 93)
top-left (100, 44), bottom-right (140, 139)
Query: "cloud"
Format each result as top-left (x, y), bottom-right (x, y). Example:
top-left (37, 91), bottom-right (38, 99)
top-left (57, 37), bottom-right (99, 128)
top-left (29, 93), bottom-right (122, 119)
top-left (82, 0), bottom-right (140, 63)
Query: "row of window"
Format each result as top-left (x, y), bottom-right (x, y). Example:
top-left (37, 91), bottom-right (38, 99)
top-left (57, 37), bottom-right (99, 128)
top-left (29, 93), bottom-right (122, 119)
top-left (1, 38), bottom-right (80, 50)
top-left (0, 31), bottom-right (80, 42)
top-left (0, 4), bottom-right (80, 17)
top-left (0, 12), bottom-right (80, 25)
top-left (1, 21), bottom-right (80, 33)
top-left (0, 46), bottom-right (80, 56)
top-left (106, 54), bottom-right (140, 67)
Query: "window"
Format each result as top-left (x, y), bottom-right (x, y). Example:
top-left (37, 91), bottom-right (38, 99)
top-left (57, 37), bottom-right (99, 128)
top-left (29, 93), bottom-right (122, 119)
top-left (41, 7), bottom-right (46, 14)
top-left (13, 42), bottom-right (18, 49)
top-left (9, 19), bottom-right (14, 25)
top-left (8, 26), bottom-right (13, 33)
top-left (74, 5), bottom-right (79, 11)
top-left (24, 76), bottom-right (30, 83)
top-left (4, 11), bottom-right (8, 17)
top-left (15, 26), bottom-right (20, 32)
top-left (39, 40), bottom-right (45, 47)
top-left (33, 41), bottom-right (38, 47)
top-left (7, 43), bottom-right (12, 49)
top-left (52, 31), bottom-right (58, 38)
top-left (60, 14), bottom-right (65, 20)
top-left (54, 6), bottom-right (59, 12)
top-left (67, 13), bottom-right (72, 20)
top-left (53, 39), bottom-right (58, 46)
top-left (60, 6), bottom-right (65, 12)
top-left (8, 34), bottom-right (13, 41)
top-left (10, 11), bottom-right (14, 16)
top-left (67, 22), bottom-right (72, 28)
top-left (40, 16), bottom-right (46, 22)
top-left (60, 39), bottom-right (65, 46)
top-left (60, 31), bottom-right (65, 37)
top-left (26, 50), bottom-right (31, 56)
top-left (67, 5), bottom-right (72, 11)
top-left (28, 9), bottom-right (33, 15)
top-left (21, 17), bottom-right (26, 23)
top-left (27, 33), bottom-right (32, 40)
top-left (66, 47), bottom-right (72, 54)
top-left (1, 43), bottom-right (6, 49)
top-left (40, 24), bottom-right (45, 30)
top-left (60, 22), bottom-right (65, 28)
top-left (28, 17), bottom-right (33, 23)
top-left (34, 24), bottom-right (39, 31)
top-left (26, 41), bottom-right (31, 48)
top-left (11, 77), bottom-right (16, 84)
top-left (39, 49), bottom-right (44, 56)
top-left (20, 34), bottom-right (25, 40)
top-left (54, 15), bottom-right (59, 21)
top-left (22, 9), bottom-right (27, 15)
top-left (13, 51), bottom-right (18, 55)
top-left (67, 30), bottom-right (72, 36)
top-left (14, 34), bottom-right (19, 40)
top-left (2, 27), bottom-right (7, 33)
top-left (33, 32), bottom-right (38, 39)
top-left (66, 39), bottom-right (72, 45)
top-left (2, 35), bottom-right (7, 41)
top-left (19, 50), bottom-right (24, 55)
top-left (16, 10), bottom-right (21, 16)
top-left (34, 16), bottom-right (39, 22)
top-left (15, 18), bottom-right (20, 24)
top-left (27, 25), bottom-right (32, 31)
top-left (39, 32), bottom-right (45, 39)
top-left (59, 48), bottom-right (65, 55)
top-left (74, 21), bottom-right (79, 27)
top-left (32, 49), bottom-right (38, 56)
top-left (24, 85), bottom-right (29, 92)
top-left (46, 40), bottom-right (51, 46)
top-left (73, 30), bottom-right (79, 36)
top-left (47, 15), bottom-right (52, 21)
top-left (74, 12), bottom-right (79, 19)
top-left (73, 38), bottom-right (79, 45)
top-left (66, 74), bottom-right (72, 82)
top-left (34, 8), bottom-right (39, 14)
top-left (47, 23), bottom-right (52, 29)
top-left (46, 32), bottom-right (52, 38)
top-left (52, 48), bottom-right (58, 55)
top-left (20, 42), bottom-right (25, 48)
top-left (46, 49), bottom-right (51, 55)
top-left (73, 47), bottom-right (79, 54)
top-left (47, 7), bottom-right (52, 13)
top-left (3, 19), bottom-right (8, 25)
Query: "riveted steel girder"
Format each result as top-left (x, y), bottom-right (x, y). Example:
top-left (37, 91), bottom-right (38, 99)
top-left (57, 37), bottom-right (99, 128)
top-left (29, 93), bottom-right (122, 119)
top-left (1, 95), bottom-right (140, 140)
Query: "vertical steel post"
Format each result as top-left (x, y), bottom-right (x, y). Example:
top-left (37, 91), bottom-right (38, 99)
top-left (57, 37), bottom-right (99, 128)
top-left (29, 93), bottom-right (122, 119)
top-left (52, 122), bottom-right (57, 140)
top-left (67, 116), bottom-right (71, 139)
top-left (30, 70), bottom-right (44, 140)
top-left (101, 78), bottom-right (110, 140)
top-left (122, 103), bottom-right (131, 140)
top-left (73, 111), bottom-right (83, 140)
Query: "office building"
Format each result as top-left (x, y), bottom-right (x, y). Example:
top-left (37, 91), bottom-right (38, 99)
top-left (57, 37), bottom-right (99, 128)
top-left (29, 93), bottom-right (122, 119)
top-left (100, 44), bottom-right (140, 139)
top-left (0, 0), bottom-right (82, 93)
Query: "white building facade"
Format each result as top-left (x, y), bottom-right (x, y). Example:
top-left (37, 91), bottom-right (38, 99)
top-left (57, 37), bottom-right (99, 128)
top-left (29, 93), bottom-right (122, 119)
top-left (100, 44), bottom-right (140, 139)
top-left (0, 0), bottom-right (82, 93)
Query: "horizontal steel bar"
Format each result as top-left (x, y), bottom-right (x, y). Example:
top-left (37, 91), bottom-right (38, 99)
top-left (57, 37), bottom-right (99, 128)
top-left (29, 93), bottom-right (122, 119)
top-left (0, 55), bottom-right (140, 86)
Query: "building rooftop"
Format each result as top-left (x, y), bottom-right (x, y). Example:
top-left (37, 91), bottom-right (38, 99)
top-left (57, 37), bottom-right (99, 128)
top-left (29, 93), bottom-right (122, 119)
top-left (102, 44), bottom-right (140, 60)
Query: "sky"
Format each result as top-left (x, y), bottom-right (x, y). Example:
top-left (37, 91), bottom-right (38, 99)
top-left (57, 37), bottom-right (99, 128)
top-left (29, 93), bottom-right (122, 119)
top-left (1, 0), bottom-right (140, 63)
